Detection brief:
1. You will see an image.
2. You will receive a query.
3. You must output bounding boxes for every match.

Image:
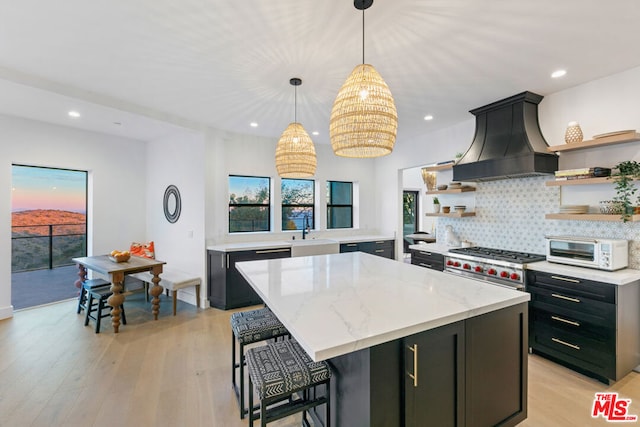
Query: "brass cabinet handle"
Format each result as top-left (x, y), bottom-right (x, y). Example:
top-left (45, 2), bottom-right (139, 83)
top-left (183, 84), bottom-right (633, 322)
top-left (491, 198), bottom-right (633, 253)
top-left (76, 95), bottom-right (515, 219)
top-left (375, 249), bottom-right (384, 253)
top-left (552, 337), bottom-right (580, 350)
top-left (419, 263), bottom-right (433, 268)
top-left (375, 241), bottom-right (385, 244)
top-left (551, 275), bottom-right (580, 284)
top-left (346, 243), bottom-right (358, 247)
top-left (255, 249), bottom-right (291, 254)
top-left (551, 293), bottom-right (581, 303)
top-left (408, 344), bottom-right (418, 387)
top-left (418, 251), bottom-right (432, 256)
top-left (226, 254), bottom-right (229, 269)
top-left (551, 315), bottom-right (580, 327)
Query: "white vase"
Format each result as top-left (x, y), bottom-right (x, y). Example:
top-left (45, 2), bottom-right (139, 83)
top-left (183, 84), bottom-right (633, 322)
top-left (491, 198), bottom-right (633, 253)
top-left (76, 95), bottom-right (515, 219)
top-left (433, 204), bottom-right (441, 213)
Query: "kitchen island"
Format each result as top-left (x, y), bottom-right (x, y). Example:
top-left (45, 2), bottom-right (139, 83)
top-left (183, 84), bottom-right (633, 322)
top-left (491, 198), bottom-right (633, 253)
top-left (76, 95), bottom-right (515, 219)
top-left (237, 252), bottom-right (530, 426)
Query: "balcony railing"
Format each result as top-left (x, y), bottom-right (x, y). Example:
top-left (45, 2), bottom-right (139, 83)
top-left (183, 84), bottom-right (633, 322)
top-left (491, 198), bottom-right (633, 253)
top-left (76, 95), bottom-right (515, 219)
top-left (11, 223), bottom-right (87, 272)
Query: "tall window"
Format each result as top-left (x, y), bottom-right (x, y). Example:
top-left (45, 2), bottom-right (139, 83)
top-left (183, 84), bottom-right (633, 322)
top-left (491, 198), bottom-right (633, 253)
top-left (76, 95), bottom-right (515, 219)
top-left (281, 179), bottom-right (314, 230)
top-left (327, 181), bottom-right (353, 229)
top-left (228, 175), bottom-right (270, 232)
top-left (403, 191), bottom-right (419, 236)
top-left (11, 164), bottom-right (87, 272)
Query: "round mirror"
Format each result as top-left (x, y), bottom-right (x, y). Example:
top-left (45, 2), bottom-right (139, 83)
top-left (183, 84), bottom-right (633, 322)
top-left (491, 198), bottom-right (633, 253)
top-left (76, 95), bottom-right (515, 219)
top-left (163, 185), bottom-right (181, 223)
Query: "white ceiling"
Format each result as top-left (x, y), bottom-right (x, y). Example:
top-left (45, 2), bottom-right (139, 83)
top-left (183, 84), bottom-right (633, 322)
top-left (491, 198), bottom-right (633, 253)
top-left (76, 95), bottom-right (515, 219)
top-left (0, 0), bottom-right (639, 144)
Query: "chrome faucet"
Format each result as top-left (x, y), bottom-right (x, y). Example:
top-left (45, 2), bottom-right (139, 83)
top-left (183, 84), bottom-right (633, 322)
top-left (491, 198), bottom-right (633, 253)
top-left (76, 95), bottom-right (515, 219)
top-left (302, 215), bottom-right (311, 240)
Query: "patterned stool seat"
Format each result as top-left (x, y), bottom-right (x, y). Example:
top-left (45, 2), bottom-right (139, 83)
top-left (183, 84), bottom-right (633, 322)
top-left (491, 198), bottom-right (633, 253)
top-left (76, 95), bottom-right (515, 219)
top-left (230, 307), bottom-right (290, 419)
top-left (230, 308), bottom-right (289, 344)
top-left (246, 340), bottom-right (331, 426)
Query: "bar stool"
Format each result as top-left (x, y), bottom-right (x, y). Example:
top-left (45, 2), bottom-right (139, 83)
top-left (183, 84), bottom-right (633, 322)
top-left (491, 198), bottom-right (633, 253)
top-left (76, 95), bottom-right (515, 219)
top-left (84, 287), bottom-right (126, 333)
top-left (246, 339), bottom-right (331, 426)
top-left (231, 307), bottom-right (289, 419)
top-left (76, 278), bottom-right (111, 314)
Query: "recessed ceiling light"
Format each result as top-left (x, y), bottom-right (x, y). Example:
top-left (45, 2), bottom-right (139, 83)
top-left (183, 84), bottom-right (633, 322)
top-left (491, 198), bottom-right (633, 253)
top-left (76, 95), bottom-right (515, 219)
top-left (250, 122), bottom-right (258, 127)
top-left (68, 111), bottom-right (81, 118)
top-left (551, 69), bottom-right (567, 78)
top-left (424, 115), bottom-right (434, 121)
top-left (312, 131), bottom-right (319, 136)
top-left (113, 122), bottom-right (122, 126)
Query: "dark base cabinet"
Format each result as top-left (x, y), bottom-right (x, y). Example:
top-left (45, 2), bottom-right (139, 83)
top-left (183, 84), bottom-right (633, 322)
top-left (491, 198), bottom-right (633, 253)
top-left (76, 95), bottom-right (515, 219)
top-left (527, 270), bottom-right (640, 384)
top-left (207, 248), bottom-right (291, 310)
top-left (312, 303), bottom-right (528, 427)
top-left (410, 249), bottom-right (445, 271)
top-left (340, 239), bottom-right (395, 259)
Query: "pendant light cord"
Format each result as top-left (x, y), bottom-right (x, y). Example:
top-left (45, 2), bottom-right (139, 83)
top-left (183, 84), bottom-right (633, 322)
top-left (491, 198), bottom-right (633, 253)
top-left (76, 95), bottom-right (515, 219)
top-left (294, 84), bottom-right (297, 123)
top-left (362, 7), bottom-right (365, 64)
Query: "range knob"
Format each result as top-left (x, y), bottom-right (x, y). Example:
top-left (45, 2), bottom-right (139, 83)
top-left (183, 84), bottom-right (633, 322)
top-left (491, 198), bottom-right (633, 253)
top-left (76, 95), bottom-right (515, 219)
top-left (500, 271), bottom-right (509, 278)
top-left (488, 268), bottom-right (497, 275)
top-left (474, 265), bottom-right (484, 273)
top-left (463, 263), bottom-right (471, 270)
top-left (446, 260), bottom-right (454, 266)
top-left (453, 261), bottom-right (461, 267)
top-left (510, 272), bottom-right (520, 280)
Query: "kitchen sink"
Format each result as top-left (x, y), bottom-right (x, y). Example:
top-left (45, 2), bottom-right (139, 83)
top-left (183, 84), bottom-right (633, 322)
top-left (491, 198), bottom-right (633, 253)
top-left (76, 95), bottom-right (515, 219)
top-left (289, 238), bottom-right (340, 257)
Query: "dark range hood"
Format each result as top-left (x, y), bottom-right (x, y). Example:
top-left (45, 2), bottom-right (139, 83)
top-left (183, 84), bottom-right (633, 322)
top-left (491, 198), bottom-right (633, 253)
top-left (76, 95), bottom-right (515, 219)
top-left (453, 91), bottom-right (558, 182)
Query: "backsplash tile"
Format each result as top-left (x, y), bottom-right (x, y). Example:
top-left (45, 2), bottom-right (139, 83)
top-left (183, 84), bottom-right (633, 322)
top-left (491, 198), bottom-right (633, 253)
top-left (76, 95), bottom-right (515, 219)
top-left (436, 176), bottom-right (640, 268)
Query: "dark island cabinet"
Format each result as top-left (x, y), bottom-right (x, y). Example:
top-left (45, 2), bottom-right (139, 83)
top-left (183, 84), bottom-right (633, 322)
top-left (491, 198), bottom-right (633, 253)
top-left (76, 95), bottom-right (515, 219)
top-left (340, 239), bottom-right (395, 259)
top-left (404, 303), bottom-right (528, 427)
top-left (527, 270), bottom-right (640, 383)
top-left (207, 247), bottom-right (291, 310)
top-left (410, 249), bottom-right (445, 271)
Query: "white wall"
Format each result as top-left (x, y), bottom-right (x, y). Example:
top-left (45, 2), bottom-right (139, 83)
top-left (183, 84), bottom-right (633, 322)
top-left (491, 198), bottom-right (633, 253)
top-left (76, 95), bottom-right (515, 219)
top-left (145, 130), bottom-right (207, 307)
top-left (204, 130), bottom-right (382, 245)
top-left (0, 114), bottom-right (148, 319)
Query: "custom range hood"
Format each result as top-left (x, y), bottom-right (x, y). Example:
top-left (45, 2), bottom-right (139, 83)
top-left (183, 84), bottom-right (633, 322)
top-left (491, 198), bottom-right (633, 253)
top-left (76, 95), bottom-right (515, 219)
top-left (453, 91), bottom-right (558, 182)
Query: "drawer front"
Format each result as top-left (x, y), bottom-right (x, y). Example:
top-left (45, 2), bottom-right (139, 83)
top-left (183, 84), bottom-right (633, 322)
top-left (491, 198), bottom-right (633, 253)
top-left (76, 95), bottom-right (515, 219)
top-left (340, 243), bottom-right (360, 253)
top-left (411, 250), bottom-right (444, 271)
top-left (528, 284), bottom-right (615, 325)
top-left (526, 271), bottom-right (615, 304)
top-left (530, 306), bottom-right (614, 345)
top-left (530, 323), bottom-right (615, 379)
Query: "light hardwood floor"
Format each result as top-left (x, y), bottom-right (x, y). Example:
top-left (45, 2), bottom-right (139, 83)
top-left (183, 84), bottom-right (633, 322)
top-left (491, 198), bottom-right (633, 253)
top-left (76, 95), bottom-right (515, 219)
top-left (1, 296), bottom-right (639, 427)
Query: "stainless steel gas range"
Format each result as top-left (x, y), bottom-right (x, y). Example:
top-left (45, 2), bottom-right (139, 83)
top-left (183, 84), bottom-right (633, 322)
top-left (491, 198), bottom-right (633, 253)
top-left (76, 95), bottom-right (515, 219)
top-left (444, 247), bottom-right (546, 290)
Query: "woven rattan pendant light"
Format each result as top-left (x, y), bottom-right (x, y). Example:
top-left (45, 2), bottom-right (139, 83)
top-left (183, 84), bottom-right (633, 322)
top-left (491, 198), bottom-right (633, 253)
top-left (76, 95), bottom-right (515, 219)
top-left (275, 78), bottom-right (317, 177)
top-left (330, 0), bottom-right (397, 158)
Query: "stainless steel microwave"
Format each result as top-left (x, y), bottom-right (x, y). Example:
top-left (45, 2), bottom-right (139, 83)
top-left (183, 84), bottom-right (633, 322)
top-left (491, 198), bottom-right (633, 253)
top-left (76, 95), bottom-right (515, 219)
top-left (545, 236), bottom-right (628, 271)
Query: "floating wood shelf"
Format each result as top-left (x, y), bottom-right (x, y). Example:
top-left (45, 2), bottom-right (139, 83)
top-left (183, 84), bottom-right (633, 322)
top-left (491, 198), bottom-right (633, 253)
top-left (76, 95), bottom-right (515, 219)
top-left (546, 177), bottom-right (613, 186)
top-left (421, 162), bottom-right (455, 172)
top-left (426, 212), bottom-right (476, 218)
top-left (426, 187), bottom-right (476, 194)
top-left (547, 132), bottom-right (640, 153)
top-left (545, 213), bottom-right (640, 222)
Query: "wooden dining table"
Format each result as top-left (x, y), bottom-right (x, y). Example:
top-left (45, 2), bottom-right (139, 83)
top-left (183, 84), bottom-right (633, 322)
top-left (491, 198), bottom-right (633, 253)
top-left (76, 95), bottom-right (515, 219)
top-left (72, 255), bottom-right (166, 333)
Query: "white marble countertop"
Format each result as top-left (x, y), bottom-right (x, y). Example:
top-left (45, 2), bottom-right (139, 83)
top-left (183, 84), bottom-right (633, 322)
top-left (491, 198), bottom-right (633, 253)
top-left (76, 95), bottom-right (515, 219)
top-left (527, 261), bottom-right (640, 286)
top-left (408, 242), bottom-right (459, 255)
top-left (236, 252), bottom-right (530, 361)
top-left (207, 234), bottom-right (395, 252)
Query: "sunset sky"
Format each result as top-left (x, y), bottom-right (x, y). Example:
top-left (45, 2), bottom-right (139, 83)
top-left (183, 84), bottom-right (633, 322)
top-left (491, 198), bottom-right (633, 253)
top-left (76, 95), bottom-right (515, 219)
top-left (11, 165), bottom-right (86, 213)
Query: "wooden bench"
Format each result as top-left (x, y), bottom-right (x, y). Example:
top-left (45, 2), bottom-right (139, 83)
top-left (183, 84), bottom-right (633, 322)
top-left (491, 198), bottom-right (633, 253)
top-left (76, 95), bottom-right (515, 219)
top-left (130, 268), bottom-right (201, 316)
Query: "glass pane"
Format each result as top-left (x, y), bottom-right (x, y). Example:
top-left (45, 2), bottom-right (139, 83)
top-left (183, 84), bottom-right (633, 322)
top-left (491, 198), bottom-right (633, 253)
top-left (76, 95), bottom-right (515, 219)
top-left (403, 191), bottom-right (417, 235)
top-left (282, 206), bottom-right (314, 230)
top-left (229, 206), bottom-right (269, 232)
top-left (229, 176), bottom-right (270, 205)
top-left (281, 179), bottom-right (314, 204)
top-left (327, 181), bottom-right (352, 204)
top-left (327, 207), bottom-right (352, 229)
